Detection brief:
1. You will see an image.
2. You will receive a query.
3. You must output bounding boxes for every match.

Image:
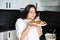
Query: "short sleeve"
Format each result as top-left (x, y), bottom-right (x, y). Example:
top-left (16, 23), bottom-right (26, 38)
top-left (15, 18), bottom-right (25, 40)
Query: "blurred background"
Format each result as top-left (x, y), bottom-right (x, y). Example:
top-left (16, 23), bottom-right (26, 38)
top-left (0, 0), bottom-right (60, 40)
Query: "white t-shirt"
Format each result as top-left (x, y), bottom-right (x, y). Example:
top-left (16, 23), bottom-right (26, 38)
top-left (15, 18), bottom-right (41, 40)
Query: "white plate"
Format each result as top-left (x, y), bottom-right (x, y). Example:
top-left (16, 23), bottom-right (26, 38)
top-left (39, 24), bottom-right (47, 26)
top-left (32, 23), bottom-right (47, 26)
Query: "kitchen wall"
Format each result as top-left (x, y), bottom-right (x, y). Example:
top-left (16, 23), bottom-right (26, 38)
top-left (40, 0), bottom-right (60, 11)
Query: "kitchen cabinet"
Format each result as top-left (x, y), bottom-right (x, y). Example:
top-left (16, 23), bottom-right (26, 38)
top-left (0, 0), bottom-right (19, 9)
top-left (19, 0), bottom-right (43, 11)
top-left (0, 30), bottom-right (18, 40)
top-left (0, 0), bottom-right (43, 11)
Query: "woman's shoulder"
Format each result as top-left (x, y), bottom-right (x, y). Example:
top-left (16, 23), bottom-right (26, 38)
top-left (16, 18), bottom-right (24, 23)
top-left (17, 18), bottom-right (23, 21)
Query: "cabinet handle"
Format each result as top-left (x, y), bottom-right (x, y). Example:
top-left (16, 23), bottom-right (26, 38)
top-left (9, 32), bottom-right (10, 38)
top-left (6, 2), bottom-right (8, 8)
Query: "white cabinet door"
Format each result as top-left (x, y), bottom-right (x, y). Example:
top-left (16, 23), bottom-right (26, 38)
top-left (9, 0), bottom-right (19, 9)
top-left (0, 32), bottom-right (4, 40)
top-left (0, 0), bottom-right (19, 9)
top-left (19, 0), bottom-right (37, 8)
top-left (0, 0), bottom-right (9, 9)
top-left (7, 30), bottom-right (18, 40)
top-left (18, 0), bottom-right (43, 11)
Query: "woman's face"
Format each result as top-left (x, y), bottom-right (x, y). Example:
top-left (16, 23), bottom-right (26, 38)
top-left (27, 7), bottom-right (36, 20)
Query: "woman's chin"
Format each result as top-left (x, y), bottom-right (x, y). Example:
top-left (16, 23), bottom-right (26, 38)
top-left (29, 17), bottom-right (35, 20)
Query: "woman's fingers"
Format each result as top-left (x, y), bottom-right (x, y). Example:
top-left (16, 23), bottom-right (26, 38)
top-left (28, 22), bottom-right (38, 26)
top-left (29, 22), bottom-right (32, 26)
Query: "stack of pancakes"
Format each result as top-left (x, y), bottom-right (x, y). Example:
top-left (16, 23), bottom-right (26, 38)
top-left (31, 20), bottom-right (47, 25)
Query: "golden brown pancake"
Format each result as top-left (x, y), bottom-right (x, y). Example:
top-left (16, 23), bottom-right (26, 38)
top-left (31, 20), bottom-right (46, 25)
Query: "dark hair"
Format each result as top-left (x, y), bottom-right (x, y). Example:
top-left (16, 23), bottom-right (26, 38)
top-left (21, 4), bottom-right (37, 19)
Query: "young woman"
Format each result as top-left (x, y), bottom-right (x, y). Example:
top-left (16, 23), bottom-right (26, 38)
top-left (15, 4), bottom-right (43, 40)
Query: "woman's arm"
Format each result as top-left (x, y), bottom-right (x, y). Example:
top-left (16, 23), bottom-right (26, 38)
top-left (20, 25), bottom-right (31, 40)
top-left (20, 22), bottom-right (34, 40)
top-left (36, 26), bottom-right (43, 37)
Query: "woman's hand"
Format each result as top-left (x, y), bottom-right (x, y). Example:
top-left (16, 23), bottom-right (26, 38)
top-left (28, 21), bottom-right (35, 26)
top-left (28, 21), bottom-right (39, 27)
